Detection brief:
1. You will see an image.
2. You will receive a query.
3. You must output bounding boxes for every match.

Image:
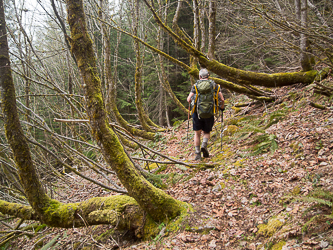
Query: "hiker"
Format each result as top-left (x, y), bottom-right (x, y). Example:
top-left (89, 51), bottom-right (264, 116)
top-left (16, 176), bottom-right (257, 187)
top-left (187, 68), bottom-right (224, 161)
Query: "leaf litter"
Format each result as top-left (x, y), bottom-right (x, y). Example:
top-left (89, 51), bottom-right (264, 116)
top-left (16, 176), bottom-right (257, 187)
top-left (1, 79), bottom-right (333, 249)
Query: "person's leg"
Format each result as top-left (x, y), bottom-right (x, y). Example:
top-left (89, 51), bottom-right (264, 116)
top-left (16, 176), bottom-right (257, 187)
top-left (201, 132), bottom-right (210, 158)
top-left (202, 132), bottom-right (210, 147)
top-left (194, 130), bottom-right (202, 149)
top-left (194, 130), bottom-right (202, 160)
top-left (192, 112), bottom-right (203, 160)
top-left (201, 116), bottom-right (214, 158)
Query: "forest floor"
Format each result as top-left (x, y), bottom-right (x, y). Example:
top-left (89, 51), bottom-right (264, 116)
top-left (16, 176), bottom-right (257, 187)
top-left (2, 77), bottom-right (333, 250)
top-left (125, 79), bottom-right (333, 250)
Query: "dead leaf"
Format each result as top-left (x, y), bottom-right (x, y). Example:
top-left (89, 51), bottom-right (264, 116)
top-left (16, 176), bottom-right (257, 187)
top-left (291, 205), bottom-right (299, 214)
top-left (303, 240), bottom-right (318, 245)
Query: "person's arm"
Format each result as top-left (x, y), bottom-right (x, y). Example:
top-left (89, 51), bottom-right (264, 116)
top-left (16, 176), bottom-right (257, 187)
top-left (218, 92), bottom-right (225, 110)
top-left (187, 92), bottom-right (194, 103)
top-left (187, 85), bottom-right (196, 103)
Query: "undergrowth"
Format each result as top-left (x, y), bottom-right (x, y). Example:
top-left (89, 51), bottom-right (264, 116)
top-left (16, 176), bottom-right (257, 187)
top-left (290, 189), bottom-right (333, 232)
top-left (230, 109), bottom-right (286, 156)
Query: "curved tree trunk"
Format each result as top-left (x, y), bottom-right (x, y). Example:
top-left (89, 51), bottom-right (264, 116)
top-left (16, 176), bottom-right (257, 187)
top-left (143, 0), bottom-right (318, 88)
top-left (66, 0), bottom-right (184, 222)
top-left (0, 0), bottom-right (186, 234)
top-left (0, 0), bottom-right (50, 221)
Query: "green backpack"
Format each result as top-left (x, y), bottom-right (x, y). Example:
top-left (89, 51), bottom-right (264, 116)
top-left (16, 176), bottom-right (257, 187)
top-left (191, 80), bottom-right (220, 119)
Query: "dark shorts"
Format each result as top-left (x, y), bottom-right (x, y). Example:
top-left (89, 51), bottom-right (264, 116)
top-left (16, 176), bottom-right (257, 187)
top-left (192, 112), bottom-right (215, 133)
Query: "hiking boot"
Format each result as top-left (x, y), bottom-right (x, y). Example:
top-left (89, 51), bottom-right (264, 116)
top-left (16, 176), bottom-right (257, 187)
top-left (194, 152), bottom-right (201, 161)
top-left (201, 145), bottom-right (209, 158)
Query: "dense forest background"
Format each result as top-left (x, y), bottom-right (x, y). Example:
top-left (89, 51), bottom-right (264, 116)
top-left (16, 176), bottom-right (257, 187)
top-left (0, 0), bottom-right (332, 248)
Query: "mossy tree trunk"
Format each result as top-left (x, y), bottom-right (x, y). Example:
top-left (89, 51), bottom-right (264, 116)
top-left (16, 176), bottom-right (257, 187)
top-left (98, 0), bottom-right (138, 149)
top-left (97, 1), bottom-right (155, 141)
top-left (0, 0), bottom-right (50, 220)
top-left (0, 0), bottom-right (185, 234)
top-left (66, 0), bottom-right (184, 222)
top-left (142, 0), bottom-right (319, 93)
top-left (1, 0), bottom-right (142, 229)
top-left (131, 0), bottom-right (162, 132)
top-left (300, 0), bottom-right (313, 71)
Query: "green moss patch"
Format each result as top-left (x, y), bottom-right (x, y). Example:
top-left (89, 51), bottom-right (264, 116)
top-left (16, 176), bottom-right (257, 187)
top-left (257, 216), bottom-right (285, 237)
top-left (271, 241), bottom-right (286, 250)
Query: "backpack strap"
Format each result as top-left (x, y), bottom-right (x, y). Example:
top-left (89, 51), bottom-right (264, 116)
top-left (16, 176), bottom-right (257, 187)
top-left (214, 83), bottom-right (220, 115)
top-left (208, 80), bottom-right (216, 115)
top-left (192, 84), bottom-right (199, 114)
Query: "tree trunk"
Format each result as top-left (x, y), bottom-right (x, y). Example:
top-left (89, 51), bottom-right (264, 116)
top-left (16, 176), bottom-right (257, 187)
top-left (208, 0), bottom-right (216, 60)
top-left (0, 0), bottom-right (186, 234)
top-left (0, 0), bottom-right (50, 220)
top-left (66, 0), bottom-right (184, 222)
top-left (143, 0), bottom-right (318, 89)
top-left (300, 0), bottom-right (313, 71)
top-left (98, 0), bottom-right (147, 145)
top-left (131, 0), bottom-right (155, 132)
top-left (199, 0), bottom-right (206, 52)
top-left (159, 84), bottom-right (164, 126)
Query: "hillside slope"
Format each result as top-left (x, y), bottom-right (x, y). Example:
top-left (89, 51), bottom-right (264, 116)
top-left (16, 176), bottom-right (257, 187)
top-left (130, 79), bottom-right (333, 249)
top-left (2, 78), bottom-right (332, 249)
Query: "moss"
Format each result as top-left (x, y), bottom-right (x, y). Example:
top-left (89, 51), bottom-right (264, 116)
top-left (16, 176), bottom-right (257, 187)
top-left (291, 186), bottom-right (301, 195)
top-left (94, 228), bottom-right (115, 242)
top-left (271, 241), bottom-right (286, 250)
top-left (145, 163), bottom-right (158, 170)
top-left (310, 102), bottom-right (326, 110)
top-left (257, 217), bottom-right (285, 237)
top-left (199, 56), bottom-right (318, 88)
top-left (224, 125), bottom-right (238, 136)
top-left (211, 145), bottom-right (234, 163)
top-left (139, 201), bottom-right (193, 240)
top-left (231, 106), bottom-right (242, 114)
top-left (166, 201), bottom-right (193, 233)
top-left (73, 242), bottom-right (81, 249)
top-left (42, 199), bottom-right (79, 227)
top-left (234, 159), bottom-right (245, 168)
top-left (0, 199), bottom-right (36, 220)
top-left (142, 214), bottom-right (159, 240)
top-left (225, 117), bottom-right (244, 126)
top-left (214, 182), bottom-right (226, 190)
top-left (35, 224), bottom-right (47, 232)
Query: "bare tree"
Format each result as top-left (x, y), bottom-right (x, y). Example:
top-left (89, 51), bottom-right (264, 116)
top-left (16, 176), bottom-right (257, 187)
top-left (0, 0), bottom-right (188, 237)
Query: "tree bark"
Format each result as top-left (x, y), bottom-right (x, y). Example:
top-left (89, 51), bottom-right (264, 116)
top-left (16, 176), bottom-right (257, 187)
top-left (132, 0), bottom-right (155, 132)
top-left (66, 0), bottom-right (184, 222)
top-left (199, 0), bottom-right (206, 52)
top-left (143, 0), bottom-right (318, 88)
top-left (208, 0), bottom-right (216, 60)
top-left (0, 0), bottom-right (186, 234)
top-left (300, 0), bottom-right (313, 71)
top-left (98, 0), bottom-right (154, 142)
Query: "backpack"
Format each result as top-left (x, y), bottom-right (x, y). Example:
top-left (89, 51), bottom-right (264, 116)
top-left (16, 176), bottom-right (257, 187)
top-left (191, 80), bottom-right (220, 119)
